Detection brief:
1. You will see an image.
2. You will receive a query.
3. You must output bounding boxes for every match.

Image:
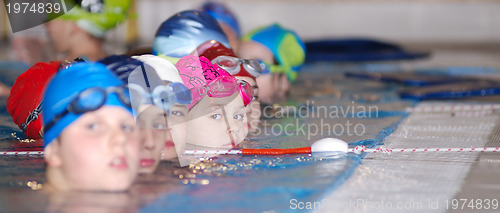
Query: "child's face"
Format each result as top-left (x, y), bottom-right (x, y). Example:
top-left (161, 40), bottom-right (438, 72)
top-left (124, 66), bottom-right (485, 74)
top-left (187, 94), bottom-right (248, 148)
top-left (136, 105), bottom-right (170, 173)
top-left (237, 40), bottom-right (274, 64)
top-left (237, 41), bottom-right (291, 104)
top-left (235, 76), bottom-right (260, 133)
top-left (256, 73), bottom-right (291, 104)
top-left (46, 106), bottom-right (140, 191)
top-left (44, 19), bottom-right (74, 53)
top-left (165, 104), bottom-right (189, 160)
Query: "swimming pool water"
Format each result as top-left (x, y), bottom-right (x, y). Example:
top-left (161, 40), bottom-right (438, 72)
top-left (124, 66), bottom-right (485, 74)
top-left (0, 62), bottom-right (412, 212)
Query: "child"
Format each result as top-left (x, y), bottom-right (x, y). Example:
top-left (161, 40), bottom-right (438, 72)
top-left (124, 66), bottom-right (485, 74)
top-left (99, 55), bottom-right (192, 173)
top-left (132, 55), bottom-right (192, 161)
top-left (7, 57), bottom-right (88, 139)
top-left (238, 24), bottom-right (306, 104)
top-left (127, 61), bottom-right (171, 174)
top-left (176, 55), bottom-right (253, 148)
top-left (199, 1), bottom-right (241, 52)
top-left (44, 0), bottom-right (131, 61)
top-left (195, 40), bottom-right (262, 133)
top-left (43, 62), bottom-right (140, 191)
top-left (153, 10), bottom-right (230, 62)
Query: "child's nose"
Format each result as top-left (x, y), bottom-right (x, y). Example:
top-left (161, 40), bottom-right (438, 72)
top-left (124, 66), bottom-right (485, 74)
top-left (228, 122), bottom-right (240, 135)
top-left (141, 129), bottom-right (156, 150)
top-left (228, 117), bottom-right (239, 131)
top-left (112, 126), bottom-right (128, 146)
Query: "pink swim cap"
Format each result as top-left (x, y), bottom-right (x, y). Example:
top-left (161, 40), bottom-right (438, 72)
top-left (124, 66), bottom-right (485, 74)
top-left (175, 55), bottom-right (253, 109)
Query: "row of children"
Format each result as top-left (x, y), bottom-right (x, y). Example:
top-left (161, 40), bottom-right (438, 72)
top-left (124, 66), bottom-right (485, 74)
top-left (7, 1), bottom-right (306, 191)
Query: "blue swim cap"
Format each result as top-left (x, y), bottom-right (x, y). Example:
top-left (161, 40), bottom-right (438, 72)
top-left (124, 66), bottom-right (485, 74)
top-left (98, 55), bottom-right (145, 82)
top-left (242, 24), bottom-right (306, 82)
top-left (42, 62), bottom-right (131, 147)
top-left (152, 10), bottom-right (231, 59)
top-left (98, 54), bottom-right (192, 116)
top-left (200, 1), bottom-right (241, 37)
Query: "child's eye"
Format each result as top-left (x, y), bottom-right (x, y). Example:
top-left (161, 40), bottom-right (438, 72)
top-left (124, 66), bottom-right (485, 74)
top-left (86, 123), bottom-right (99, 131)
top-left (153, 121), bottom-right (167, 130)
top-left (170, 110), bottom-right (185, 117)
top-left (234, 114), bottom-right (244, 121)
top-left (122, 123), bottom-right (135, 132)
top-left (211, 114), bottom-right (222, 120)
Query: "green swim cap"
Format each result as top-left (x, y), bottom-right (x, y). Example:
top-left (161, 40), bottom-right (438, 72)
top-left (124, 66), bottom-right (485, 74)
top-left (61, 0), bottom-right (131, 38)
top-left (242, 23), bottom-right (306, 83)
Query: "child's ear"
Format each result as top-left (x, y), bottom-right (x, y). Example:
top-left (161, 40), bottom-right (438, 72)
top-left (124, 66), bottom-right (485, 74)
top-left (44, 140), bottom-right (62, 167)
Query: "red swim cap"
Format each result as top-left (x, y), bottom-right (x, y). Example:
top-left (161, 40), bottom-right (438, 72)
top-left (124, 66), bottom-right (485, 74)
top-left (7, 61), bottom-right (60, 139)
top-left (196, 40), bottom-right (257, 80)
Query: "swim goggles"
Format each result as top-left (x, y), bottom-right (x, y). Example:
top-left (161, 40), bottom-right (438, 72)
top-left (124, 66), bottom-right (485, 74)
top-left (128, 82), bottom-right (192, 111)
top-left (44, 86), bottom-right (131, 132)
top-left (195, 75), bottom-right (254, 106)
top-left (211, 55), bottom-right (263, 78)
top-left (259, 60), bottom-right (283, 75)
top-left (259, 60), bottom-right (299, 83)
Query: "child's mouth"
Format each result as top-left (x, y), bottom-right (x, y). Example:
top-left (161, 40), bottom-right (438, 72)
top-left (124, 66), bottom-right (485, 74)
top-left (140, 159), bottom-right (155, 168)
top-left (110, 156), bottom-right (128, 169)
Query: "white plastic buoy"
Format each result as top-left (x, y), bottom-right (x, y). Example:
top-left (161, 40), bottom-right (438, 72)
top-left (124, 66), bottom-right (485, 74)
top-left (311, 138), bottom-right (349, 153)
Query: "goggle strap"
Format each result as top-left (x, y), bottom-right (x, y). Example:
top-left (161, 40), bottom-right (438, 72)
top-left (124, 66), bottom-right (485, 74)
top-left (140, 64), bottom-right (157, 105)
top-left (21, 101), bottom-right (43, 132)
top-left (44, 109), bottom-right (70, 132)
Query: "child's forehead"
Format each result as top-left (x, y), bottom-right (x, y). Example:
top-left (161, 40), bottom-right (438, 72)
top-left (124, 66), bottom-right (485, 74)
top-left (171, 104), bottom-right (188, 110)
top-left (188, 93), bottom-right (244, 118)
top-left (201, 94), bottom-right (242, 109)
top-left (58, 107), bottom-right (135, 140)
top-left (221, 96), bottom-right (246, 112)
top-left (207, 100), bottom-right (245, 116)
top-left (137, 104), bottom-right (161, 114)
top-left (77, 106), bottom-right (134, 121)
top-left (240, 41), bottom-right (275, 62)
top-left (136, 105), bottom-right (166, 120)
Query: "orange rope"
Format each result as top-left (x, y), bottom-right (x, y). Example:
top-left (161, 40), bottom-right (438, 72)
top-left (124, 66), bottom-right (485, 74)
top-left (242, 147), bottom-right (311, 155)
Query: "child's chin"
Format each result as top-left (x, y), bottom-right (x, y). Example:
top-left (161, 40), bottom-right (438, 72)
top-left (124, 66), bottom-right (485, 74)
top-left (218, 142), bottom-right (237, 148)
top-left (185, 141), bottom-right (235, 149)
top-left (161, 148), bottom-right (178, 160)
top-left (69, 183), bottom-right (131, 192)
top-left (139, 166), bottom-right (157, 174)
top-left (97, 182), bottom-right (133, 192)
top-left (95, 176), bottom-right (136, 192)
top-left (229, 137), bottom-right (245, 148)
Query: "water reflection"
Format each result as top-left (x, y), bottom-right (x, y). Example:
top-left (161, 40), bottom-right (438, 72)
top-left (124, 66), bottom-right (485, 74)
top-left (45, 190), bottom-right (140, 213)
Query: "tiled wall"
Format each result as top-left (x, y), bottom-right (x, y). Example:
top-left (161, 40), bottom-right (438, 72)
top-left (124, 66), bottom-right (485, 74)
top-left (2, 0), bottom-right (499, 45)
top-left (135, 0), bottom-right (500, 44)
